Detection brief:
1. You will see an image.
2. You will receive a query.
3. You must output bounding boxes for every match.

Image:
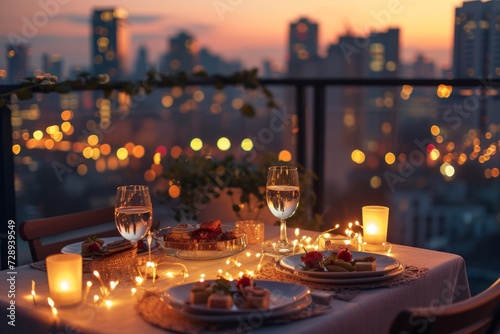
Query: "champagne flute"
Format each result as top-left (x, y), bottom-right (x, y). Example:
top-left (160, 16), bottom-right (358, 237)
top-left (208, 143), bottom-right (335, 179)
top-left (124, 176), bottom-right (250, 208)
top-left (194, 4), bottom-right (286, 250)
top-left (115, 185), bottom-right (153, 244)
top-left (266, 166), bottom-right (300, 255)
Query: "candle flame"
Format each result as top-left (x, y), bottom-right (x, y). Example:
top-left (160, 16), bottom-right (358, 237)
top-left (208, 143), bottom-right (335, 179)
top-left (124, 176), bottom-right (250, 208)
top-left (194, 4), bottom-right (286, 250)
top-left (367, 224), bottom-right (378, 235)
top-left (47, 297), bottom-right (54, 307)
top-left (295, 228), bottom-right (300, 237)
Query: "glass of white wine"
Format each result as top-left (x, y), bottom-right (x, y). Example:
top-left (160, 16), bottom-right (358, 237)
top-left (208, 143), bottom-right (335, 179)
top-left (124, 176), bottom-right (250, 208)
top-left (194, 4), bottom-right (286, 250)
top-left (266, 166), bottom-right (300, 255)
top-left (115, 185), bottom-right (153, 244)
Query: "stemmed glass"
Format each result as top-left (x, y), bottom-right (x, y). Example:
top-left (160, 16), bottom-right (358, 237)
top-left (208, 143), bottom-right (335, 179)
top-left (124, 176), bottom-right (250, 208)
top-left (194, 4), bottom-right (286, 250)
top-left (114, 185), bottom-right (153, 244)
top-left (266, 166), bottom-right (300, 255)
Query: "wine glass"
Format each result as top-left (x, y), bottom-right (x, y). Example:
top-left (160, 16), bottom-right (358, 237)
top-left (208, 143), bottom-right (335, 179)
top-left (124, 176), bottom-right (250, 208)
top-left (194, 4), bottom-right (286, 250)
top-left (266, 166), bottom-right (300, 255)
top-left (114, 185), bottom-right (153, 244)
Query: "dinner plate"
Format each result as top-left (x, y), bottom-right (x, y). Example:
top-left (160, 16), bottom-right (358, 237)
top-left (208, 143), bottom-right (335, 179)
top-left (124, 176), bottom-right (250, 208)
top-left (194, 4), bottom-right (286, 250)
top-left (61, 237), bottom-right (124, 256)
top-left (167, 294), bottom-right (312, 323)
top-left (279, 251), bottom-right (400, 279)
top-left (275, 261), bottom-right (405, 284)
top-left (61, 237), bottom-right (153, 258)
top-left (162, 279), bottom-right (310, 315)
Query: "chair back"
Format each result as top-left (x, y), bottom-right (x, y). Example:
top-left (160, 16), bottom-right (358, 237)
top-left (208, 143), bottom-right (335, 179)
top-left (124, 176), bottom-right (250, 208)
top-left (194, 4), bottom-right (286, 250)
top-left (20, 206), bottom-right (118, 262)
top-left (390, 278), bottom-right (500, 334)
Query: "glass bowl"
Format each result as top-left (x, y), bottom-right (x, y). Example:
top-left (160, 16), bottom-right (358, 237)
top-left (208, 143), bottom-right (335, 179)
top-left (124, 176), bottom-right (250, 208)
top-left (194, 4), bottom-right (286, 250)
top-left (153, 224), bottom-right (247, 260)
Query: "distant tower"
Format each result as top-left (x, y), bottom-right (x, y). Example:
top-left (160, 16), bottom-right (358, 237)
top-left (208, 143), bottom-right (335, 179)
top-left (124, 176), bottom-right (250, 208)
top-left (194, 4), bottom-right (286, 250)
top-left (42, 53), bottom-right (63, 80)
top-left (6, 43), bottom-right (30, 84)
top-left (133, 46), bottom-right (149, 80)
top-left (91, 8), bottom-right (129, 79)
top-left (452, 0), bottom-right (500, 125)
top-left (453, 0), bottom-right (500, 78)
top-left (288, 17), bottom-right (319, 62)
top-left (167, 31), bottom-right (198, 73)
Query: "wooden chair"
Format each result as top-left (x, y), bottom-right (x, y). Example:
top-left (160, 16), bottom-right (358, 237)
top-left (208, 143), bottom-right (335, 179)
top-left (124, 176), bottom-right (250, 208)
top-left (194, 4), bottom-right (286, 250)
top-left (20, 206), bottom-right (118, 262)
top-left (390, 278), bottom-right (500, 334)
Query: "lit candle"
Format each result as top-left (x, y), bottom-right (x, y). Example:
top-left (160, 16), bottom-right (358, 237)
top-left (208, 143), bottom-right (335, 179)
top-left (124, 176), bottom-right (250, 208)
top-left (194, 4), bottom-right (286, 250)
top-left (46, 254), bottom-right (82, 306)
top-left (31, 280), bottom-right (37, 306)
top-left (362, 206), bottom-right (389, 246)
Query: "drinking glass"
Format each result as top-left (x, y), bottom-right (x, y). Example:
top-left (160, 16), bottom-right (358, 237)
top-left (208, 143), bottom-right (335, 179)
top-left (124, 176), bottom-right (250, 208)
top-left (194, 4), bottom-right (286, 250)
top-left (266, 166), bottom-right (300, 255)
top-left (115, 185), bottom-right (153, 244)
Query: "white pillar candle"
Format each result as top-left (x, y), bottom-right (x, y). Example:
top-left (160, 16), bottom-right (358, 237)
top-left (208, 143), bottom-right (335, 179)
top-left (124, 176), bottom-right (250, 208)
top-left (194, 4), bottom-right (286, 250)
top-left (46, 254), bottom-right (82, 306)
top-left (362, 206), bottom-right (389, 245)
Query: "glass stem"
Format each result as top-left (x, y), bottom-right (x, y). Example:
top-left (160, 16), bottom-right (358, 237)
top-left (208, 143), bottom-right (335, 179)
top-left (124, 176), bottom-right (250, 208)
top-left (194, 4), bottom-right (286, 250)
top-left (279, 218), bottom-right (288, 244)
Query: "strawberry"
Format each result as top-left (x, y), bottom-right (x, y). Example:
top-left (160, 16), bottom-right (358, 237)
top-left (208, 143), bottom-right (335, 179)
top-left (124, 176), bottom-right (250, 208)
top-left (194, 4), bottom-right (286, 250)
top-left (337, 247), bottom-right (352, 262)
top-left (300, 250), bottom-right (324, 270)
top-left (236, 275), bottom-right (253, 289)
top-left (87, 242), bottom-right (101, 253)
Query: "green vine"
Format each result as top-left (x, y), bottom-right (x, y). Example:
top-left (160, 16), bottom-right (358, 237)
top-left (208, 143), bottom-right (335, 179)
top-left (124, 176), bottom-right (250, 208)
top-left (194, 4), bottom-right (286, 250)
top-left (0, 69), bottom-right (278, 117)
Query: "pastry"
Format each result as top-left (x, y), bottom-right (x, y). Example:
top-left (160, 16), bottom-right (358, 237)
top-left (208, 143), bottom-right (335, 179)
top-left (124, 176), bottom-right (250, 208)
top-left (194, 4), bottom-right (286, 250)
top-left (207, 292), bottom-right (233, 309)
top-left (189, 281), bottom-right (212, 304)
top-left (354, 261), bottom-right (377, 272)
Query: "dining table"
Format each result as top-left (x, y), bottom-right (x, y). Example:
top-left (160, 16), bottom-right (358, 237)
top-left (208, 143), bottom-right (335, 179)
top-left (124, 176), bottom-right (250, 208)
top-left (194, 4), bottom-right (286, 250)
top-left (0, 223), bottom-right (471, 334)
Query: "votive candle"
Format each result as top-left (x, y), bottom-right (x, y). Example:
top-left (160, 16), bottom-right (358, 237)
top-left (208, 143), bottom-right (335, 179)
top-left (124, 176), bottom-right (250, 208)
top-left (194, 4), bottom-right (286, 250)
top-left (46, 254), bottom-right (82, 306)
top-left (362, 206), bottom-right (389, 245)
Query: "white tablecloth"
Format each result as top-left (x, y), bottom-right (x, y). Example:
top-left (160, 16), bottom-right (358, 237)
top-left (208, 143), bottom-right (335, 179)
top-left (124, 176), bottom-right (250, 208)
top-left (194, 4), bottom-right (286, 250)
top-left (0, 226), bottom-right (470, 334)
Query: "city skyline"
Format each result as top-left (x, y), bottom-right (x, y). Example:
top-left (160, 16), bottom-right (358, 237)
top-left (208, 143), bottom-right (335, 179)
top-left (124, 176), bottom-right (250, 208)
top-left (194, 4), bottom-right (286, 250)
top-left (0, 0), bottom-right (465, 75)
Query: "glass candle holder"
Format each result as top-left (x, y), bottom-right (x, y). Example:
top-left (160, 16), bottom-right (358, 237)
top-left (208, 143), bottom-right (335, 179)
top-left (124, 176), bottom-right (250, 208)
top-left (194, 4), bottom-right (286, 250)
top-left (235, 220), bottom-right (265, 245)
top-left (46, 253), bottom-right (82, 306)
top-left (362, 205), bottom-right (389, 252)
top-left (315, 233), bottom-right (358, 251)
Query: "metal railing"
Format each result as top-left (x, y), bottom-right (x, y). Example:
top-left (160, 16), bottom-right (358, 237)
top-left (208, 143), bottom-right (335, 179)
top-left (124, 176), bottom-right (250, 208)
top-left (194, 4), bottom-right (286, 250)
top-left (0, 77), bottom-right (496, 270)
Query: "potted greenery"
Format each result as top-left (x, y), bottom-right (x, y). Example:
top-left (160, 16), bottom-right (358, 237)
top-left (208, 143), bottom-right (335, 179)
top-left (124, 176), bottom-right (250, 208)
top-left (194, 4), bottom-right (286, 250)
top-left (156, 151), bottom-right (323, 230)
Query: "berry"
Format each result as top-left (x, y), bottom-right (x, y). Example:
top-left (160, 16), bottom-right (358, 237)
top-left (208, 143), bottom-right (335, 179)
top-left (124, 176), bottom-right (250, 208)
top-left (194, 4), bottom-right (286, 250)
top-left (337, 247), bottom-right (352, 262)
top-left (87, 242), bottom-right (101, 253)
top-left (300, 251), bottom-right (324, 269)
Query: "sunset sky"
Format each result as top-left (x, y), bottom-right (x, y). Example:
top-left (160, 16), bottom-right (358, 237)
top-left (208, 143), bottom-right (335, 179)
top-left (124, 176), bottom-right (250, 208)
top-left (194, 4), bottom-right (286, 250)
top-left (0, 0), bottom-right (466, 74)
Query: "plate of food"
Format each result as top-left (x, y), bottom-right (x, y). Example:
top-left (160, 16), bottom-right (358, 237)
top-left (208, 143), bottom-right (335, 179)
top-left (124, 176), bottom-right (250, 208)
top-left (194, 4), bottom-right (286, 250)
top-left (170, 294), bottom-right (312, 323)
top-left (154, 220), bottom-right (247, 260)
top-left (162, 276), bottom-right (311, 316)
top-left (275, 261), bottom-right (405, 284)
top-left (279, 250), bottom-right (400, 279)
top-left (61, 236), bottom-right (152, 258)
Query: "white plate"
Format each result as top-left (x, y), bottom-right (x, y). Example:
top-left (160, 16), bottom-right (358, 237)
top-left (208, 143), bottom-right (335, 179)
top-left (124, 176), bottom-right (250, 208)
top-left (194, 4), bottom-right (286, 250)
top-left (275, 262), bottom-right (404, 284)
top-left (168, 294), bottom-right (312, 323)
top-left (163, 279), bottom-right (310, 315)
top-left (61, 237), bottom-right (124, 256)
top-left (280, 251), bottom-right (400, 278)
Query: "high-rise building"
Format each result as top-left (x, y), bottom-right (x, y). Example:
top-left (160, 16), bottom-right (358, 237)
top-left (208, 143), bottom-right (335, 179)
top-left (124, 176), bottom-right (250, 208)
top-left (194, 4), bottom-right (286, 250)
top-left (91, 8), bottom-right (129, 79)
top-left (287, 17), bottom-right (321, 77)
top-left (42, 53), bottom-right (63, 81)
top-left (364, 28), bottom-right (400, 153)
top-left (133, 46), bottom-right (149, 80)
top-left (6, 43), bottom-right (30, 84)
top-left (453, 0), bottom-right (500, 78)
top-left (452, 0), bottom-right (500, 125)
top-left (164, 31), bottom-right (199, 73)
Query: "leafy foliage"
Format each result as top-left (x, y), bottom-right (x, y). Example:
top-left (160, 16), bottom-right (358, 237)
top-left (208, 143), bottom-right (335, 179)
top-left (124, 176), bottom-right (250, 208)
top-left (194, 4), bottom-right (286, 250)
top-left (0, 69), bottom-right (277, 118)
top-left (156, 151), bottom-right (323, 231)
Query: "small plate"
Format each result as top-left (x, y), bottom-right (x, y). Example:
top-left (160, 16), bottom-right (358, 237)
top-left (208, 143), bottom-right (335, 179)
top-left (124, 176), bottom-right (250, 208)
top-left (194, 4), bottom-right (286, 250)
top-left (61, 237), bottom-right (124, 257)
top-left (275, 261), bottom-right (404, 284)
top-left (279, 251), bottom-right (400, 279)
top-left (61, 237), bottom-right (153, 258)
top-left (168, 294), bottom-right (312, 323)
top-left (163, 279), bottom-right (310, 315)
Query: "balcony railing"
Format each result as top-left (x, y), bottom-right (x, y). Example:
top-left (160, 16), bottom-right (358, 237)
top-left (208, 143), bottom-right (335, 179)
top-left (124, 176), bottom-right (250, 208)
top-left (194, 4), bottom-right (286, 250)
top-left (1, 77), bottom-right (498, 270)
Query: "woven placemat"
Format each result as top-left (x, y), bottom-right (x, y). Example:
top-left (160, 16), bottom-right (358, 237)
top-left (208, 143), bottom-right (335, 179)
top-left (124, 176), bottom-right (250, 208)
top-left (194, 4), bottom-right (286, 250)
top-left (254, 260), bottom-right (428, 302)
top-left (136, 291), bottom-right (331, 334)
